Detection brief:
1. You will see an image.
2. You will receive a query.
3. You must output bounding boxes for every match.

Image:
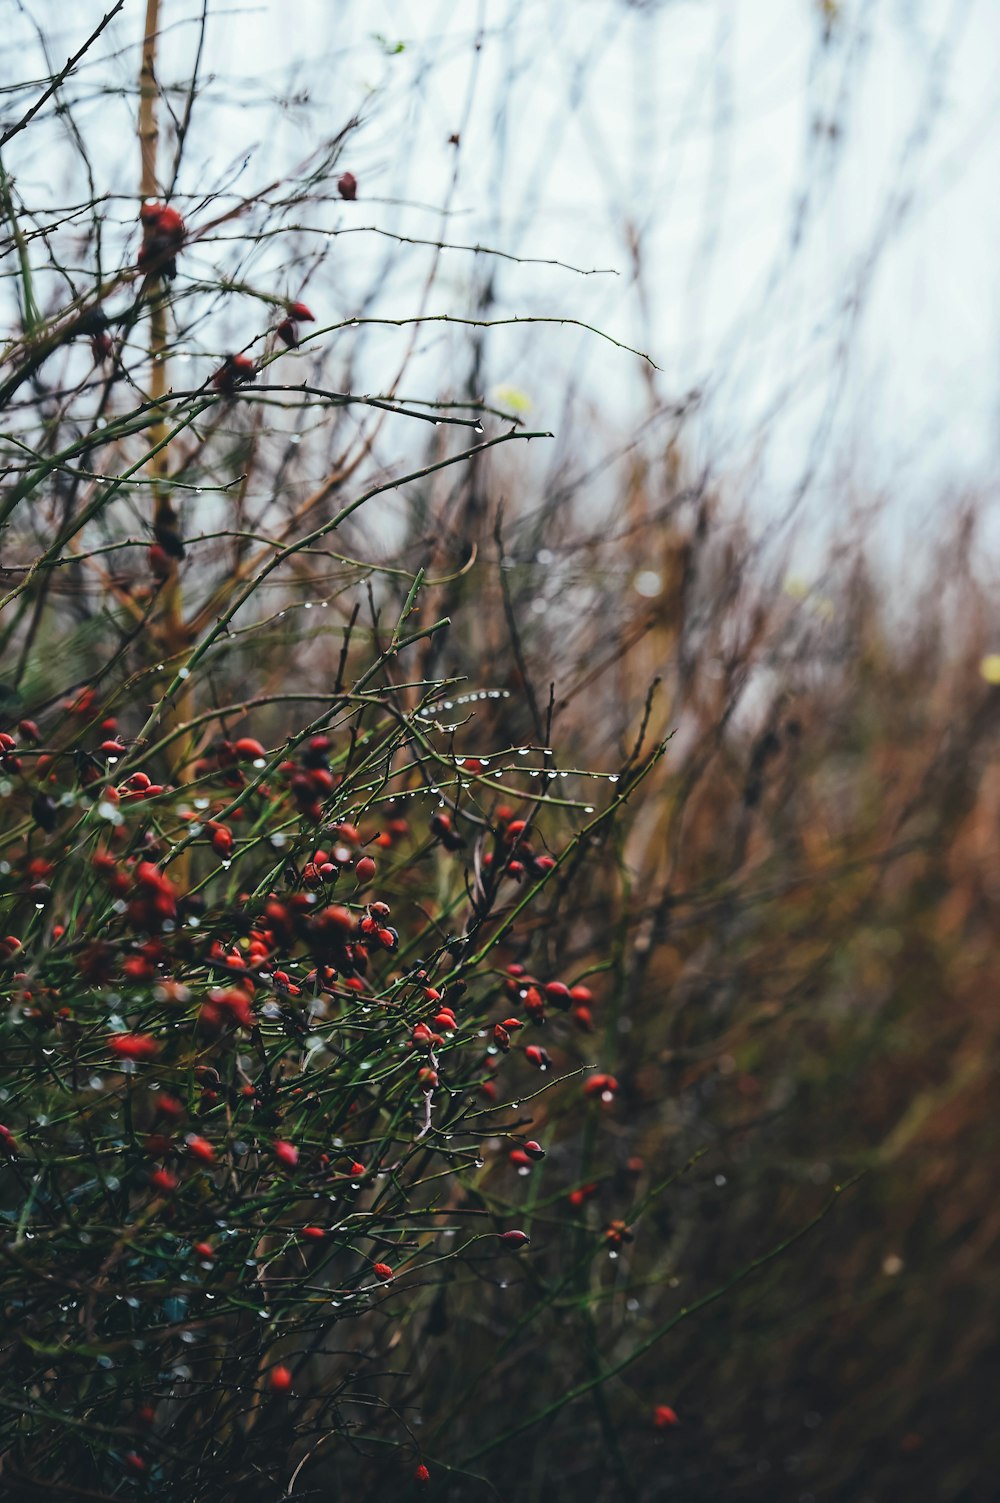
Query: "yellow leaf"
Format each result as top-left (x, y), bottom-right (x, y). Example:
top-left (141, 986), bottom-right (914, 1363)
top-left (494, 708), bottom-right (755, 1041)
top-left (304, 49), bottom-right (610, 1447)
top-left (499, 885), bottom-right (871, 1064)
top-left (493, 384), bottom-right (532, 414)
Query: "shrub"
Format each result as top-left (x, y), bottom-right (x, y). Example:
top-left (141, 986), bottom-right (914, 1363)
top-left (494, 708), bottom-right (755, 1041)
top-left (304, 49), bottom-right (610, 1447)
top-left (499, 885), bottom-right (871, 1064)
top-left (2, 10), bottom-right (998, 1503)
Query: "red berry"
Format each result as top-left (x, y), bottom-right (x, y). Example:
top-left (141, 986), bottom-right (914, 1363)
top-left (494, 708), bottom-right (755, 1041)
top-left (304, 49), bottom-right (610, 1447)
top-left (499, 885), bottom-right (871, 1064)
top-left (150, 537), bottom-right (170, 574)
top-left (523, 1140), bottom-right (545, 1160)
top-left (498, 1229), bottom-right (530, 1249)
top-left (337, 171), bottom-right (357, 200)
top-left (414, 1463), bottom-right (430, 1484)
top-left (354, 855), bottom-right (377, 884)
top-left (212, 354), bottom-right (257, 394)
top-left (605, 1219), bottom-right (632, 1247)
top-left (653, 1404), bottom-right (679, 1429)
top-left (211, 826), bottom-right (233, 857)
top-left (522, 986), bottom-right (545, 1021)
top-left (107, 1033), bottom-right (160, 1061)
top-left (372, 1261), bottom-right (394, 1281)
top-left (154, 205), bottom-right (185, 237)
top-left (288, 301), bottom-right (315, 321)
top-left (273, 1139), bottom-right (299, 1169)
top-left (269, 1365), bottom-right (293, 1393)
top-left (233, 737), bottom-right (267, 760)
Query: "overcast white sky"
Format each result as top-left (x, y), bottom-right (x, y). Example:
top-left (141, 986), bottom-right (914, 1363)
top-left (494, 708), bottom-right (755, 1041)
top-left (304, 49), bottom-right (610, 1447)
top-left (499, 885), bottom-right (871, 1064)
top-left (4, 0), bottom-right (999, 552)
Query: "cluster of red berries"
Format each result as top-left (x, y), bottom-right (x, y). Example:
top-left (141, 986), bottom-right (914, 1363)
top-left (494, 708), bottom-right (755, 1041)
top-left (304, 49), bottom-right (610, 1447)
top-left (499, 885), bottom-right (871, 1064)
top-left (276, 299), bottom-right (315, 348)
top-left (482, 808), bottom-right (558, 885)
top-left (277, 733), bottom-right (338, 823)
top-left (501, 963), bottom-right (597, 1033)
top-left (0, 722), bottom-right (41, 778)
top-left (138, 200), bottom-right (186, 279)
